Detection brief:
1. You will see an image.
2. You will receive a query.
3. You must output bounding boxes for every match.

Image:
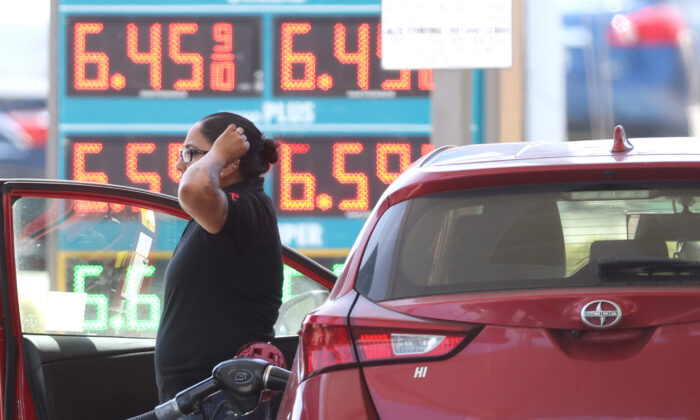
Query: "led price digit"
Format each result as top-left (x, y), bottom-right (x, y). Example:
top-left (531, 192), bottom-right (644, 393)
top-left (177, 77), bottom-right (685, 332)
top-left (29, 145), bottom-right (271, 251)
top-left (126, 143), bottom-right (162, 192)
top-left (167, 143), bottom-right (182, 183)
top-left (74, 265), bottom-right (109, 331)
top-left (169, 23), bottom-right (204, 91)
top-left (124, 265), bottom-right (160, 330)
top-left (72, 143), bottom-right (116, 213)
top-left (333, 142), bottom-right (369, 211)
top-left (281, 265), bottom-right (299, 303)
top-left (334, 23), bottom-right (370, 90)
top-left (279, 143), bottom-right (316, 211)
top-left (280, 22), bottom-right (317, 91)
top-left (376, 143), bottom-right (412, 185)
top-left (74, 23), bottom-right (110, 91)
top-left (211, 22), bottom-right (236, 91)
top-left (126, 22), bottom-right (162, 90)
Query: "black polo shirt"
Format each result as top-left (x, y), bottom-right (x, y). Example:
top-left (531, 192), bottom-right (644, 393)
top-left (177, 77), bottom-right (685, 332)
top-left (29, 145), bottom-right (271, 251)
top-left (155, 177), bottom-right (283, 401)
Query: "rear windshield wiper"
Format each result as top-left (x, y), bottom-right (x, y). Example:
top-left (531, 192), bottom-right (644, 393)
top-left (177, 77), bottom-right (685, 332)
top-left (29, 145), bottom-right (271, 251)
top-left (597, 257), bottom-right (700, 282)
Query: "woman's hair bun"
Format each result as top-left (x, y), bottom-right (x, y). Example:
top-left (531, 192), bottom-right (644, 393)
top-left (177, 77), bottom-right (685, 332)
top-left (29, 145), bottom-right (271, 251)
top-left (261, 138), bottom-right (279, 165)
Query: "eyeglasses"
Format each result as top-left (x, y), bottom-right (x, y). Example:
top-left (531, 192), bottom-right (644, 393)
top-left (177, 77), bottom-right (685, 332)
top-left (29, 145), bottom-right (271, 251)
top-left (178, 148), bottom-right (208, 163)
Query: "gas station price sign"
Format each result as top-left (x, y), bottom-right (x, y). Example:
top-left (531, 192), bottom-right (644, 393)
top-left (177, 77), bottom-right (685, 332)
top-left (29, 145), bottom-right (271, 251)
top-left (274, 16), bottom-right (433, 96)
top-left (56, 1), bottom-right (432, 254)
top-left (67, 16), bottom-right (262, 96)
top-left (65, 135), bottom-right (433, 216)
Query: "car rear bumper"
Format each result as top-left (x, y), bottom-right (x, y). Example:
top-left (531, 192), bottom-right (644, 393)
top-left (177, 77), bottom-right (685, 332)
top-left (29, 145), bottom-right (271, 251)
top-left (276, 368), bottom-right (377, 420)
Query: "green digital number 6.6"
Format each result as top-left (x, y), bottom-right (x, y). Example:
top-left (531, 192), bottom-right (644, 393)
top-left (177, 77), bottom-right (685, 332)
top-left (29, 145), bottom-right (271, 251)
top-left (73, 264), bottom-right (161, 332)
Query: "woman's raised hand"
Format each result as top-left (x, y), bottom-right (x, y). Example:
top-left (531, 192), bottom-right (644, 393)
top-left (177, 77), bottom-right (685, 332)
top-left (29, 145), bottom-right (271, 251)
top-left (210, 124), bottom-right (250, 164)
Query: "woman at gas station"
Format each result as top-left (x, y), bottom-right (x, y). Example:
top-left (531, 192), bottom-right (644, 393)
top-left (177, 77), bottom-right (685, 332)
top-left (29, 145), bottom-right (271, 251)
top-left (155, 112), bottom-right (283, 419)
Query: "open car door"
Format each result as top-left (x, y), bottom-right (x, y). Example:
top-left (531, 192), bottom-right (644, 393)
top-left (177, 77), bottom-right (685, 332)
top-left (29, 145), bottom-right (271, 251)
top-left (0, 179), bottom-right (335, 420)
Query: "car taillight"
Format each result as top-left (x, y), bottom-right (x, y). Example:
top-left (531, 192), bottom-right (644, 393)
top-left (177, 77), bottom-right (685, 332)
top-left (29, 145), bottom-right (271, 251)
top-left (608, 6), bottom-right (685, 48)
top-left (300, 314), bottom-right (357, 380)
top-left (298, 294), bottom-right (480, 381)
top-left (354, 328), bottom-right (465, 362)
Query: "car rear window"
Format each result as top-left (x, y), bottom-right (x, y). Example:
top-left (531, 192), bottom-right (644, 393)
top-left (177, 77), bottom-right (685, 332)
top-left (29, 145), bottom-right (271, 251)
top-left (356, 183), bottom-right (700, 301)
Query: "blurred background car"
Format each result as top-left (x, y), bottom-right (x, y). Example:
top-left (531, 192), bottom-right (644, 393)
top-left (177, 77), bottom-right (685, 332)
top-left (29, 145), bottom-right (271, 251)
top-left (562, 0), bottom-right (700, 139)
top-left (0, 106), bottom-right (47, 178)
top-left (0, 0), bottom-right (48, 179)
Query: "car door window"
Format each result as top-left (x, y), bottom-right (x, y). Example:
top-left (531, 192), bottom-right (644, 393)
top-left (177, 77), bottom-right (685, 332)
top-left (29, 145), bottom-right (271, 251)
top-left (13, 196), bottom-right (185, 338)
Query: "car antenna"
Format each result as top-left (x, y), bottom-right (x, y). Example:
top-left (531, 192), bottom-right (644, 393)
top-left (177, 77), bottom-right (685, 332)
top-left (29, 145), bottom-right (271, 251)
top-left (611, 125), bottom-right (633, 153)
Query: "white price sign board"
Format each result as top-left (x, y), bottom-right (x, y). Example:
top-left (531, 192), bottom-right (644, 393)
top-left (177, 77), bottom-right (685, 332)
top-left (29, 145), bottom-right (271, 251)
top-left (381, 0), bottom-right (512, 69)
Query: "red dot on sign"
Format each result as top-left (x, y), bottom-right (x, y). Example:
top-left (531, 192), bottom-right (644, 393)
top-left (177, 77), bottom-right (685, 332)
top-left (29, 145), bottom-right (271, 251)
top-left (110, 73), bottom-right (126, 90)
top-left (316, 194), bottom-right (333, 211)
top-left (316, 74), bottom-right (334, 91)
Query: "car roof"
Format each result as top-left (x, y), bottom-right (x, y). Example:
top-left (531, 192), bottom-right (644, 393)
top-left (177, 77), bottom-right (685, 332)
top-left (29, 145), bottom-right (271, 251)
top-left (381, 136), bottom-right (700, 206)
top-left (422, 137), bottom-right (700, 168)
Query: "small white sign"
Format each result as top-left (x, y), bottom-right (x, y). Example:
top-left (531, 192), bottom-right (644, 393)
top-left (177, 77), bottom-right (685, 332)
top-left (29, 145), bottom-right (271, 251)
top-left (44, 292), bottom-right (87, 332)
top-left (381, 0), bottom-right (512, 69)
top-left (135, 232), bottom-right (153, 258)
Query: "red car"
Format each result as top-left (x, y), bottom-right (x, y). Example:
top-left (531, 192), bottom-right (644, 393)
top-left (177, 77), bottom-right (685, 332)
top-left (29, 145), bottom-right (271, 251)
top-left (278, 128), bottom-right (700, 419)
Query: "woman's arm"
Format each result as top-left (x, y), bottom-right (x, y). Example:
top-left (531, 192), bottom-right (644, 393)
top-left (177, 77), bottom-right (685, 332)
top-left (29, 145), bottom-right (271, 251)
top-left (178, 124), bottom-right (249, 234)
